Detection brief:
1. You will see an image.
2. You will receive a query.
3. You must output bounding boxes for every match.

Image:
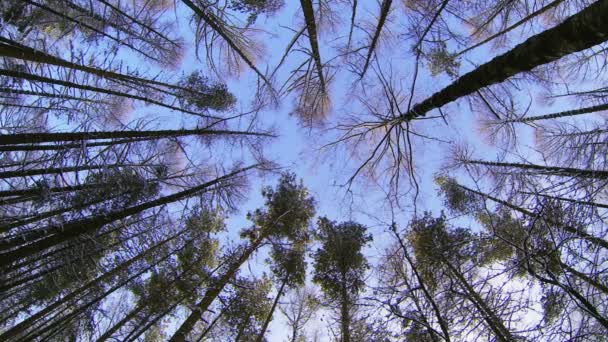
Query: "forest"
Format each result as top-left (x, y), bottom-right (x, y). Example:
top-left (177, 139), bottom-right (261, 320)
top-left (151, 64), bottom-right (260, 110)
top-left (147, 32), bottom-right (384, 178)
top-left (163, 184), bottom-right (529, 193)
top-left (0, 0), bottom-right (607, 341)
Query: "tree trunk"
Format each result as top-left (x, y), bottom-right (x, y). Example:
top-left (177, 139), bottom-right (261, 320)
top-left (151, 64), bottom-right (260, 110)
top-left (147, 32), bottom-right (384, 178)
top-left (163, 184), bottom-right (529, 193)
top-left (256, 275), bottom-right (289, 342)
top-left (0, 163), bottom-right (123, 179)
top-left (456, 0), bottom-right (566, 56)
top-left (95, 0), bottom-right (178, 46)
top-left (442, 258), bottom-right (513, 341)
top-left (360, 0), bottom-right (392, 77)
top-left (0, 165), bottom-right (257, 268)
top-left (0, 127), bottom-right (274, 145)
top-left (504, 103), bottom-right (608, 123)
top-left (398, 0), bottom-right (608, 122)
top-left (180, 0), bottom-right (274, 91)
top-left (0, 137), bottom-right (154, 151)
top-left (340, 271), bottom-right (351, 342)
top-left (299, 0), bottom-right (326, 92)
top-left (168, 232), bottom-right (268, 342)
top-left (0, 228), bottom-right (188, 340)
top-left (95, 305), bottom-right (144, 341)
top-left (0, 68), bottom-right (215, 118)
top-left (23, 0), bottom-right (160, 61)
top-left (455, 182), bottom-right (608, 250)
top-left (461, 158), bottom-right (608, 179)
top-left (393, 230), bottom-right (451, 341)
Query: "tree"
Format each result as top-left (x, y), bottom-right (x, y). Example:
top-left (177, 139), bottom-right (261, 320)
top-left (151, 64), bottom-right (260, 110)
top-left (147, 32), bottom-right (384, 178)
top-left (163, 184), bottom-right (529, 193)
top-left (168, 173), bottom-right (315, 341)
top-left (407, 213), bottom-right (517, 341)
top-left (279, 286), bottom-right (321, 342)
top-left (312, 217), bottom-right (372, 342)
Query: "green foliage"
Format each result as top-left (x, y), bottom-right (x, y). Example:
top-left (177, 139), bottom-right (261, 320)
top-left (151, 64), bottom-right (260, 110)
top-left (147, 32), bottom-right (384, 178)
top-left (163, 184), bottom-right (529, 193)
top-left (229, 0), bottom-right (285, 24)
top-left (426, 42), bottom-right (460, 78)
top-left (177, 71), bottom-right (236, 111)
top-left (541, 289), bottom-right (564, 325)
top-left (223, 276), bottom-right (273, 339)
top-left (435, 176), bottom-right (480, 214)
top-left (246, 172), bottom-right (316, 241)
top-left (268, 242), bottom-right (307, 286)
top-left (476, 210), bottom-right (526, 265)
top-left (408, 212), bottom-right (474, 288)
top-left (71, 167), bottom-right (160, 212)
top-left (312, 217), bottom-right (372, 300)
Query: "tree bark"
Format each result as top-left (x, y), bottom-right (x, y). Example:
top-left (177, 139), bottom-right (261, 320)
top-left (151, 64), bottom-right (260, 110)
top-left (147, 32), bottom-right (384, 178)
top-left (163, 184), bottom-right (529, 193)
top-left (0, 165), bottom-right (257, 268)
top-left (168, 233), bottom-right (268, 342)
top-left (0, 127), bottom-right (274, 145)
top-left (398, 0), bottom-right (608, 122)
top-left (256, 275), bottom-right (289, 342)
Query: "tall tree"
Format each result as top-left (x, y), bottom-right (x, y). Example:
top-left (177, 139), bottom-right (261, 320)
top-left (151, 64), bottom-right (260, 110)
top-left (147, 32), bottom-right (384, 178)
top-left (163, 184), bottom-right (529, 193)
top-left (312, 217), bottom-right (372, 342)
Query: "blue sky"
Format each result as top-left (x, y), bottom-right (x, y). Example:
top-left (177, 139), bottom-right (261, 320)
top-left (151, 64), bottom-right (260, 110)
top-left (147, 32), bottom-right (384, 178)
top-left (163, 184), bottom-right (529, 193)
top-left (10, 0), bottom-right (605, 340)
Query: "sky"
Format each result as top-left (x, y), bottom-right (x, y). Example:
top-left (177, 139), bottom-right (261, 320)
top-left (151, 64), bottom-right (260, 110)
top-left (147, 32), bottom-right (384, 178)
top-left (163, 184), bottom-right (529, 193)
top-left (122, 1), bottom-right (584, 340)
top-left (11, 0), bottom-right (605, 340)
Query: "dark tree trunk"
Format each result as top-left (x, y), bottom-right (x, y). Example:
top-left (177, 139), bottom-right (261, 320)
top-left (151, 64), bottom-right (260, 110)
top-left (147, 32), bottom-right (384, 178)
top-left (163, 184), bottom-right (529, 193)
top-left (399, 0), bottom-right (608, 122)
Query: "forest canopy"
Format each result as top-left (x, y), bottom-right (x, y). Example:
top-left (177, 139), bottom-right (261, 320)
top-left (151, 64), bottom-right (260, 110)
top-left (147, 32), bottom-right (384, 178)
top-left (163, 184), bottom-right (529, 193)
top-left (0, 0), bottom-right (607, 341)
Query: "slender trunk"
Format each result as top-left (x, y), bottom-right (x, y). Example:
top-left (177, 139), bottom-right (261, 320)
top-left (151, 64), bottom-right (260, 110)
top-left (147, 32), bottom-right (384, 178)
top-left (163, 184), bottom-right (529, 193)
top-left (95, 305), bottom-right (144, 342)
top-left (168, 233), bottom-right (268, 342)
top-left (442, 258), bottom-right (513, 341)
top-left (1, 191), bottom-right (124, 232)
top-left (340, 271), bottom-right (351, 342)
top-left (94, 0), bottom-right (179, 46)
top-left (0, 163), bottom-right (127, 180)
top-left (455, 182), bottom-right (608, 250)
top-left (0, 228), bottom-right (188, 340)
top-left (518, 191), bottom-right (608, 209)
top-left (456, 0), bottom-right (565, 56)
top-left (299, 0), bottom-right (326, 92)
top-left (23, 0), bottom-right (160, 61)
top-left (25, 234), bottom-right (197, 342)
top-left (360, 0), bottom-right (392, 77)
top-left (1, 219), bottom-right (158, 293)
top-left (0, 38), bottom-right (202, 96)
top-left (256, 275), bottom-right (289, 342)
top-left (562, 263), bottom-right (608, 295)
top-left (524, 257), bottom-right (608, 329)
top-left (180, 0), bottom-right (274, 91)
top-left (0, 165), bottom-right (257, 269)
top-left (0, 128), bottom-right (273, 145)
top-left (0, 87), bottom-right (109, 105)
top-left (462, 158), bottom-right (608, 179)
top-left (346, 0), bottom-right (357, 51)
top-left (96, 241), bottom-right (211, 342)
top-left (398, 0), bottom-right (608, 122)
top-left (0, 182), bottom-right (106, 198)
top-left (503, 103), bottom-right (608, 123)
top-left (0, 68), bottom-right (220, 118)
top-left (393, 231), bottom-right (451, 341)
top-left (0, 136), bottom-right (154, 151)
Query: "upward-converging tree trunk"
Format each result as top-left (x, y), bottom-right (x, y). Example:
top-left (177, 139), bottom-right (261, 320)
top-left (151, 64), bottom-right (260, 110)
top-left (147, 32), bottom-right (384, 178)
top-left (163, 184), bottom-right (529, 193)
top-left (397, 0), bottom-right (608, 122)
top-left (0, 165), bottom-right (258, 268)
top-left (180, 0), bottom-right (274, 91)
top-left (0, 127), bottom-right (274, 145)
top-left (360, 0), bottom-right (392, 77)
top-left (168, 234), bottom-right (266, 342)
top-left (299, 0), bottom-right (326, 92)
top-left (499, 103), bottom-right (608, 124)
top-left (255, 275), bottom-right (289, 342)
top-left (453, 182), bottom-right (608, 250)
top-left (442, 258), bottom-right (514, 341)
top-left (460, 158), bottom-right (608, 179)
top-left (0, 227), bottom-right (191, 341)
top-left (340, 271), bottom-right (351, 342)
top-left (0, 68), bottom-right (218, 118)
